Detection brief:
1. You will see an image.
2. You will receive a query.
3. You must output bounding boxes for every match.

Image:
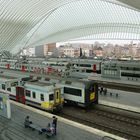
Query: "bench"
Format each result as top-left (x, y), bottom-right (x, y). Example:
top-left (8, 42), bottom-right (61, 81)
top-left (24, 122), bottom-right (54, 137)
top-left (29, 124), bottom-right (42, 134)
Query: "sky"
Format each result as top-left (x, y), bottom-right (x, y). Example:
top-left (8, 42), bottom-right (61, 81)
top-left (56, 40), bottom-right (140, 47)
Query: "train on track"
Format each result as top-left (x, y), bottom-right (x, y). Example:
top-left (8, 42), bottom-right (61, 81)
top-left (0, 73), bottom-right (98, 111)
top-left (40, 77), bottom-right (98, 107)
top-left (0, 74), bottom-right (64, 112)
top-left (0, 58), bottom-right (140, 77)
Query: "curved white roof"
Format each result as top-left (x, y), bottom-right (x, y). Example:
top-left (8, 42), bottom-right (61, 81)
top-left (0, 0), bottom-right (140, 54)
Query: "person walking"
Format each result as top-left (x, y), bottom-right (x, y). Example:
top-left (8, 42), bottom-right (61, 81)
top-left (52, 116), bottom-right (57, 135)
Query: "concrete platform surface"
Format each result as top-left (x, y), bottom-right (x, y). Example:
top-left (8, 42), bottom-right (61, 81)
top-left (0, 101), bottom-right (127, 140)
top-left (99, 89), bottom-right (140, 113)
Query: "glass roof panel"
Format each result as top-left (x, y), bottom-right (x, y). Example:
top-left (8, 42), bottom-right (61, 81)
top-left (21, 0), bottom-right (140, 50)
top-left (0, 0), bottom-right (139, 54)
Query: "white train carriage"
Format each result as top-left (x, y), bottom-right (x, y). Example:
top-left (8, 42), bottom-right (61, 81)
top-left (71, 59), bottom-right (101, 73)
top-left (62, 79), bottom-right (98, 107)
top-left (0, 74), bottom-right (32, 100)
top-left (102, 60), bottom-right (140, 77)
top-left (14, 81), bottom-right (64, 111)
top-left (42, 58), bottom-right (102, 74)
top-left (0, 61), bottom-right (16, 70)
top-left (0, 75), bottom-right (18, 90)
top-left (0, 74), bottom-right (64, 111)
top-left (0, 75), bottom-right (19, 100)
top-left (42, 77), bottom-right (98, 107)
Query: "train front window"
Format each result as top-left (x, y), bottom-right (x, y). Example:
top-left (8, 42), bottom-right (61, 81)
top-left (90, 86), bottom-right (94, 92)
top-left (49, 94), bottom-right (54, 101)
top-left (40, 94), bottom-right (44, 101)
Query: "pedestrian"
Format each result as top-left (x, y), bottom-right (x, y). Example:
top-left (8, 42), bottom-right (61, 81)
top-left (100, 86), bottom-right (103, 93)
top-left (52, 116), bottom-right (57, 135)
top-left (41, 123), bottom-right (50, 132)
top-left (24, 116), bottom-right (32, 128)
top-left (104, 88), bottom-right (107, 95)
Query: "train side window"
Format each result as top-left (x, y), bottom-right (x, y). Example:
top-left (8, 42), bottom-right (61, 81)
top-left (11, 82), bottom-right (18, 86)
top-left (49, 94), bottom-right (54, 101)
top-left (40, 94), bottom-right (44, 101)
top-left (2, 84), bottom-right (5, 90)
top-left (32, 92), bottom-right (36, 98)
top-left (7, 88), bottom-right (11, 92)
top-left (64, 87), bottom-right (81, 96)
top-left (26, 90), bottom-right (31, 97)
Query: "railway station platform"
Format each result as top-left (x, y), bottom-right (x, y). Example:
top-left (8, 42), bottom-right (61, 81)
top-left (0, 101), bottom-right (126, 140)
top-left (99, 89), bottom-right (140, 113)
top-left (89, 75), bottom-right (140, 87)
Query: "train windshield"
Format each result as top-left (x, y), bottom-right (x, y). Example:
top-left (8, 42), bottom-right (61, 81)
top-left (85, 81), bottom-right (95, 92)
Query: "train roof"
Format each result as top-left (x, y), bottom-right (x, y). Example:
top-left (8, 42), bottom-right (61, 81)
top-left (25, 81), bottom-right (53, 87)
top-left (0, 74), bottom-right (18, 82)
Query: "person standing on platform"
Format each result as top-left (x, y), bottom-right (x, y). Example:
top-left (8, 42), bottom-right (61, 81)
top-left (52, 116), bottom-right (57, 135)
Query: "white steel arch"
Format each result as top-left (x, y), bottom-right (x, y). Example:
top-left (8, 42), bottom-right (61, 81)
top-left (0, 0), bottom-right (139, 54)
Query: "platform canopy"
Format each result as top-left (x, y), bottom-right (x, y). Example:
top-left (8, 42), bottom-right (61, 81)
top-left (0, 0), bottom-right (140, 54)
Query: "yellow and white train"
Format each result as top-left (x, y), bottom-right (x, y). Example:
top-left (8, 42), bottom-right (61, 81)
top-left (0, 74), bottom-right (64, 112)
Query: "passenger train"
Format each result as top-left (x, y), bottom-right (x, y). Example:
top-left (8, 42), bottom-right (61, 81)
top-left (0, 74), bottom-right (64, 112)
top-left (40, 77), bottom-right (98, 107)
top-left (0, 72), bottom-right (98, 109)
top-left (102, 60), bottom-right (140, 78)
top-left (0, 58), bottom-right (140, 77)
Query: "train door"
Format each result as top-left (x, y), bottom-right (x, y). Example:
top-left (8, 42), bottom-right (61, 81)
top-left (93, 64), bottom-right (96, 73)
top-left (16, 86), bottom-right (25, 104)
top-left (54, 89), bottom-right (61, 104)
top-left (6, 64), bottom-right (10, 69)
top-left (94, 84), bottom-right (98, 104)
top-left (21, 65), bottom-right (26, 72)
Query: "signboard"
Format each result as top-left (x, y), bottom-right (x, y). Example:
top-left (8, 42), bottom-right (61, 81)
top-left (0, 90), bottom-right (11, 119)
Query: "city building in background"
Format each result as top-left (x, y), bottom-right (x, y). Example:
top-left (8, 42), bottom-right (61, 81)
top-left (58, 41), bottom-right (140, 60)
top-left (43, 43), bottom-right (56, 56)
top-left (35, 43), bottom-right (56, 57)
top-left (23, 41), bottom-right (140, 60)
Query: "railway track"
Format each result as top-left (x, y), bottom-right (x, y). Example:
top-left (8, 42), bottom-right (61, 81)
top-left (58, 105), bottom-right (140, 140)
top-left (93, 107), bottom-right (140, 127)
